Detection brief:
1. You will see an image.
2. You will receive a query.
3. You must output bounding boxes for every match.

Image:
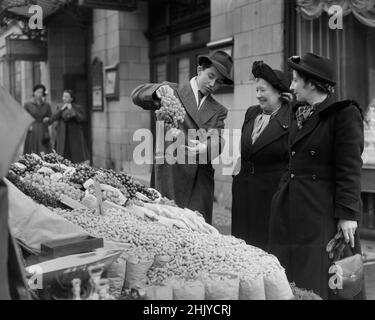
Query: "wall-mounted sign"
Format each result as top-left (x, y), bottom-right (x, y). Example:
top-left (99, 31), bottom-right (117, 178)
top-left (78, 0), bottom-right (137, 11)
top-left (5, 37), bottom-right (47, 61)
top-left (104, 63), bottom-right (119, 101)
top-left (91, 57), bottom-right (104, 111)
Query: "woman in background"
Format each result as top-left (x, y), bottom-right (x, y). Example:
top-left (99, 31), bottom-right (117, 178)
top-left (48, 89), bottom-right (89, 163)
top-left (231, 61), bottom-right (293, 251)
top-left (23, 84), bottom-right (52, 155)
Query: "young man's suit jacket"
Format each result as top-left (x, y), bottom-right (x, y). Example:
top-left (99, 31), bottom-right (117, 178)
top-left (131, 81), bottom-right (228, 223)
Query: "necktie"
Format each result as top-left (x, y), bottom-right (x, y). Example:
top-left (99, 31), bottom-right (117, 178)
top-left (197, 90), bottom-right (204, 109)
top-left (295, 105), bottom-right (315, 129)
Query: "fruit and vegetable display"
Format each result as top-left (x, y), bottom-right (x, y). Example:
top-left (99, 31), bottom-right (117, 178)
top-left (7, 152), bottom-right (162, 209)
top-left (7, 152), bottom-right (308, 300)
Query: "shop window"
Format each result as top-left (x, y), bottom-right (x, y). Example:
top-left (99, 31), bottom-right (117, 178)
top-left (148, 0), bottom-right (210, 83)
top-left (178, 57), bottom-right (190, 84)
top-left (148, 0), bottom-right (210, 142)
top-left (296, 12), bottom-right (375, 168)
top-left (32, 61), bottom-right (41, 87)
top-left (293, 0), bottom-right (375, 237)
top-left (156, 62), bottom-right (167, 83)
top-left (296, 13), bottom-right (370, 113)
top-left (9, 60), bottom-right (22, 103)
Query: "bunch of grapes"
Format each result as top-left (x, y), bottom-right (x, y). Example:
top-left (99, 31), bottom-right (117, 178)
top-left (69, 164), bottom-right (97, 186)
top-left (133, 181), bottom-right (158, 201)
top-left (41, 152), bottom-right (73, 167)
top-left (112, 171), bottom-right (159, 201)
top-left (7, 171), bottom-right (62, 208)
top-left (23, 173), bottom-right (84, 201)
top-left (144, 188), bottom-right (159, 201)
top-left (93, 170), bottom-right (129, 197)
top-left (155, 92), bottom-right (186, 132)
top-left (17, 154), bottom-right (43, 173)
top-left (113, 172), bottom-right (139, 199)
top-left (8, 163), bottom-right (27, 177)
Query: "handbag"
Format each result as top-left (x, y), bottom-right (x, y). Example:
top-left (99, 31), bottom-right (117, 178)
top-left (42, 124), bottom-right (50, 144)
top-left (326, 230), bottom-right (364, 299)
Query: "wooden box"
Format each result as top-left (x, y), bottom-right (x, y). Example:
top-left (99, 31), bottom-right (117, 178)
top-left (41, 236), bottom-right (104, 258)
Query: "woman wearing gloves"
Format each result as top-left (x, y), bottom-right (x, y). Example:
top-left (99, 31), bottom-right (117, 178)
top-left (268, 53), bottom-right (364, 299)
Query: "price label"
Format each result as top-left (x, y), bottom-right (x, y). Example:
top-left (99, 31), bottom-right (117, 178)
top-left (60, 194), bottom-right (86, 210)
top-left (93, 180), bottom-right (104, 215)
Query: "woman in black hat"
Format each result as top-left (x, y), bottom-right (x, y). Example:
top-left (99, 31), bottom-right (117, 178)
top-left (23, 84), bottom-right (53, 155)
top-left (231, 61), bottom-right (292, 251)
top-left (268, 53), bottom-right (364, 299)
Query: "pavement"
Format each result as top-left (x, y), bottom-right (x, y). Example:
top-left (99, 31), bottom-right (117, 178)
top-left (212, 201), bottom-right (232, 235)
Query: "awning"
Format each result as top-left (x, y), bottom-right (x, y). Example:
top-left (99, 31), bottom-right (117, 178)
top-left (77, 0), bottom-right (137, 11)
top-left (297, 0), bottom-right (375, 28)
top-left (1, 0), bottom-right (71, 19)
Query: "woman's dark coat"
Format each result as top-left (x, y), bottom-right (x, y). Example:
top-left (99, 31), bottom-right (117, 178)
top-left (23, 99), bottom-right (52, 155)
top-left (268, 97), bottom-right (364, 300)
top-left (50, 103), bottom-right (89, 163)
top-left (232, 103), bottom-right (290, 250)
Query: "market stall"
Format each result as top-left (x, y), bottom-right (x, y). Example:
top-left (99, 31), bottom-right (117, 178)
top-left (6, 152), bottom-right (321, 300)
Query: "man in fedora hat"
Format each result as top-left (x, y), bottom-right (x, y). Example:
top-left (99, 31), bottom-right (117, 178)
top-left (268, 52), bottom-right (364, 299)
top-left (131, 50), bottom-right (233, 223)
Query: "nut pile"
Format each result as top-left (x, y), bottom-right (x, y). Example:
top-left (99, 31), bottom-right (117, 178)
top-left (24, 173), bottom-right (84, 201)
top-left (52, 206), bottom-right (284, 286)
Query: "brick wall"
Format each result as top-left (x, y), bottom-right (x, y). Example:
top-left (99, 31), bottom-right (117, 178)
top-left (91, 4), bottom-right (151, 175)
top-left (211, 0), bottom-right (285, 208)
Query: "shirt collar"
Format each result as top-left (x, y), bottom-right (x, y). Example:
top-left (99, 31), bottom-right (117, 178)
top-left (190, 77), bottom-right (199, 95)
top-left (190, 77), bottom-right (209, 108)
